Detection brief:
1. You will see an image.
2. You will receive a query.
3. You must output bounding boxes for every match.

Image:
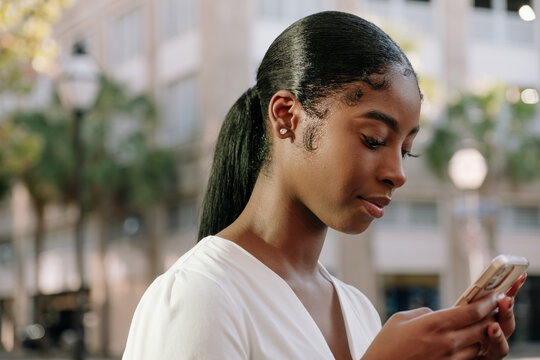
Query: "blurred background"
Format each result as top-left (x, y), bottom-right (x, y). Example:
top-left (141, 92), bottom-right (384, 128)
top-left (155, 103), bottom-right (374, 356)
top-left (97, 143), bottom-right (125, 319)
top-left (0, 0), bottom-right (539, 359)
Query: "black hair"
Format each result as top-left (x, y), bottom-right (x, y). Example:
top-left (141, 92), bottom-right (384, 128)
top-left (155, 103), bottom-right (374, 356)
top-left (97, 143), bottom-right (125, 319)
top-left (198, 11), bottom-right (419, 240)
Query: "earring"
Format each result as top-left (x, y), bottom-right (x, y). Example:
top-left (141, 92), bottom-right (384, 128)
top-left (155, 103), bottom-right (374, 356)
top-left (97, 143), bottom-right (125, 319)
top-left (279, 128), bottom-right (287, 135)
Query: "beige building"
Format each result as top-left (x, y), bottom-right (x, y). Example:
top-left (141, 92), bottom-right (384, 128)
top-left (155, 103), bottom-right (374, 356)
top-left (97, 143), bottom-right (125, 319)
top-left (0, 0), bottom-right (539, 357)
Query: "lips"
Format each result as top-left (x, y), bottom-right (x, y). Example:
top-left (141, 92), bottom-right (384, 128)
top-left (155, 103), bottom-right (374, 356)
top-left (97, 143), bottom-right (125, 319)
top-left (358, 196), bottom-right (391, 218)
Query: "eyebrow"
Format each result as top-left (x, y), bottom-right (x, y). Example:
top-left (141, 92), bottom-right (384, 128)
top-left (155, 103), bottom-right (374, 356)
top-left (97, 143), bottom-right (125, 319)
top-left (362, 110), bottom-right (420, 136)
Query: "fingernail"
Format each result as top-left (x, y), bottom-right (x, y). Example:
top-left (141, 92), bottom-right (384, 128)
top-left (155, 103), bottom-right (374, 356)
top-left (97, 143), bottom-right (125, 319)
top-left (494, 327), bottom-right (502, 337)
top-left (496, 293), bottom-right (505, 301)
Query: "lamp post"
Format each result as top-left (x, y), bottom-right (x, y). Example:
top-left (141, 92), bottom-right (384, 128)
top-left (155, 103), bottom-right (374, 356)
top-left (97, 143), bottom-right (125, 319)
top-left (448, 147), bottom-right (488, 283)
top-left (57, 41), bottom-right (100, 360)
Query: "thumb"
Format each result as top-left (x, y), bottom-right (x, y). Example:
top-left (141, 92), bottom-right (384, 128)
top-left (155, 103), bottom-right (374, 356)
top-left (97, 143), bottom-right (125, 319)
top-left (395, 307), bottom-right (433, 321)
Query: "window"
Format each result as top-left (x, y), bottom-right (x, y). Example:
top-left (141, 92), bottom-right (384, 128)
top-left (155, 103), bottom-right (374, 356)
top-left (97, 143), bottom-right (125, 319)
top-left (0, 242), bottom-right (13, 265)
top-left (257, 0), bottom-right (284, 19)
top-left (383, 274), bottom-right (439, 320)
top-left (107, 8), bottom-right (143, 66)
top-left (500, 205), bottom-right (540, 232)
top-left (512, 205), bottom-right (540, 230)
top-left (158, 0), bottom-right (197, 42)
top-left (507, 0), bottom-right (531, 12)
top-left (409, 202), bottom-right (439, 228)
top-left (256, 0), bottom-right (325, 22)
top-left (474, 0), bottom-right (492, 9)
top-left (378, 201), bottom-right (439, 229)
top-left (159, 76), bottom-right (199, 146)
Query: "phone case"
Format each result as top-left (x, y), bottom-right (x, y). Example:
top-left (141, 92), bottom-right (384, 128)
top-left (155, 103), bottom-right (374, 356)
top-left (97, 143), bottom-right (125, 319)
top-left (454, 254), bottom-right (529, 307)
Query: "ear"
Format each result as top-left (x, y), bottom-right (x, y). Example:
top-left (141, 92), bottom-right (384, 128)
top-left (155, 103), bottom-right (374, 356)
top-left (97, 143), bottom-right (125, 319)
top-left (268, 90), bottom-right (302, 141)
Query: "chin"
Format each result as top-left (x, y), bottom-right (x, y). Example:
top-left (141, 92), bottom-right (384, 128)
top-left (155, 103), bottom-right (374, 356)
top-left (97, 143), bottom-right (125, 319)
top-left (330, 217), bottom-right (373, 235)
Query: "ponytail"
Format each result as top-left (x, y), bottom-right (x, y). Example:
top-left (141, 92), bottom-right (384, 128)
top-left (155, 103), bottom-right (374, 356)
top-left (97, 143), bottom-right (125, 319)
top-left (198, 87), bottom-right (267, 240)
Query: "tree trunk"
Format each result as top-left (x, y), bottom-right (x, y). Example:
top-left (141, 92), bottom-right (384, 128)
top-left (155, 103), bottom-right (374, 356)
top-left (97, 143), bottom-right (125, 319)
top-left (144, 204), bottom-right (164, 284)
top-left (11, 182), bottom-right (31, 350)
top-left (30, 198), bottom-right (46, 352)
top-left (93, 201), bottom-right (110, 357)
top-left (32, 201), bottom-right (45, 299)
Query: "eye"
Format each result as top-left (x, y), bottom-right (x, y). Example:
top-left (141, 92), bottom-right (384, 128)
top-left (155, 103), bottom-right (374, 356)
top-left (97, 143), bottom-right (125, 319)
top-left (402, 150), bottom-right (420, 159)
top-left (362, 134), bottom-right (386, 150)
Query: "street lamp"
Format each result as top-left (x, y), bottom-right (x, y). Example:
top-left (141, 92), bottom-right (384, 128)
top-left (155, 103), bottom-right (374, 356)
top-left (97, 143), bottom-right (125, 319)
top-left (448, 147), bottom-right (488, 283)
top-left (57, 41), bottom-right (100, 360)
top-left (448, 148), bottom-right (488, 191)
top-left (518, 5), bottom-right (536, 22)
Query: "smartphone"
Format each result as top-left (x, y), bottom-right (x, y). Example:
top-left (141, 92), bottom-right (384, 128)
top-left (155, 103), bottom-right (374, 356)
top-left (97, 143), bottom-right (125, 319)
top-left (454, 254), bottom-right (529, 307)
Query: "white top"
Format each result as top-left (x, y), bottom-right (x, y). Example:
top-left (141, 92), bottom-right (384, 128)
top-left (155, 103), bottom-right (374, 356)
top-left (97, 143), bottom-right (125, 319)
top-left (122, 236), bottom-right (381, 359)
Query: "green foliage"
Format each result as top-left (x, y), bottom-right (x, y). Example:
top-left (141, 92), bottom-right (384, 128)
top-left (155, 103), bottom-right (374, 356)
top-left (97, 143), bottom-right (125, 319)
top-left (0, 0), bottom-right (71, 93)
top-left (424, 126), bottom-right (459, 179)
top-left (0, 118), bottom-right (43, 174)
top-left (507, 137), bottom-right (540, 182)
top-left (81, 75), bottom-right (176, 213)
top-left (118, 141), bottom-right (177, 209)
top-left (0, 119), bottom-right (43, 198)
top-left (3, 75), bottom-right (177, 215)
top-left (423, 86), bottom-right (539, 184)
top-left (12, 108), bottom-right (74, 205)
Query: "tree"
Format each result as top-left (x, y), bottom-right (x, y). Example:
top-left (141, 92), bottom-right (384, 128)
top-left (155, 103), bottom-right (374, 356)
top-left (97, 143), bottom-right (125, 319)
top-left (424, 86), bottom-right (539, 185)
top-left (0, 0), bottom-right (71, 94)
top-left (12, 108), bottom-right (74, 259)
top-left (0, 118), bottom-right (43, 350)
top-left (10, 106), bottom-right (75, 352)
top-left (0, 119), bottom-right (43, 196)
top-left (67, 76), bottom-right (177, 356)
top-left (423, 85), bottom-right (539, 265)
top-left (8, 76), bottom-right (177, 355)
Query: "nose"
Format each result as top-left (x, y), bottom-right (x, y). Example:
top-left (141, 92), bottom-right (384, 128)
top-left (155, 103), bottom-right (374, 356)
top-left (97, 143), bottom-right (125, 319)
top-left (379, 152), bottom-right (407, 189)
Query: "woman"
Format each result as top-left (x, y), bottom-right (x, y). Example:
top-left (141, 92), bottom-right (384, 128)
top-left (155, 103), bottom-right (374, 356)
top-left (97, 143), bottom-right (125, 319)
top-left (123, 11), bottom-right (525, 359)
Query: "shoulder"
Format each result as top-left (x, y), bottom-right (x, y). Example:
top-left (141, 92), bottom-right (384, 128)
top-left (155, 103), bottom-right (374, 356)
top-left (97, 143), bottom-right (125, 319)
top-left (141, 236), bottom-right (238, 306)
top-left (123, 236), bottom-right (250, 359)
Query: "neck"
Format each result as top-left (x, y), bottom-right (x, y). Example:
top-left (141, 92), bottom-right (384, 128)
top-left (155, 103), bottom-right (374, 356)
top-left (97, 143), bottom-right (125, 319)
top-left (218, 174), bottom-right (328, 280)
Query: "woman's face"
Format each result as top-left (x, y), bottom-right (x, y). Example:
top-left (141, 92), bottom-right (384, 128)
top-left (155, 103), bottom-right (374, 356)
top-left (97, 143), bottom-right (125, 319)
top-left (288, 69), bottom-right (421, 234)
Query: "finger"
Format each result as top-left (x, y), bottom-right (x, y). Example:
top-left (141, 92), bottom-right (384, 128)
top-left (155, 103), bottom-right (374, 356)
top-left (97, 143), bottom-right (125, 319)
top-left (478, 338), bottom-right (491, 357)
top-left (485, 322), bottom-right (509, 358)
top-left (451, 314), bottom-right (493, 349)
top-left (496, 296), bottom-right (515, 337)
top-left (436, 294), bottom-right (502, 330)
top-left (506, 272), bottom-right (527, 297)
top-left (451, 343), bottom-right (482, 360)
top-left (392, 307), bottom-right (432, 322)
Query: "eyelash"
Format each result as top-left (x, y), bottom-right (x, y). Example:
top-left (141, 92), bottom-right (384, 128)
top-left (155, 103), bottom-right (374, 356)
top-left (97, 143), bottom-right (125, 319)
top-left (402, 150), bottom-right (420, 159)
top-left (362, 134), bottom-right (386, 150)
top-left (361, 134), bottom-right (419, 159)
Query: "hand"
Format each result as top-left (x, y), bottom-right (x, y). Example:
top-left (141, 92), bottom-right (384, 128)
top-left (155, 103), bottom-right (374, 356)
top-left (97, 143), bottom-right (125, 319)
top-left (479, 273), bottom-right (527, 359)
top-left (362, 294), bottom-right (502, 360)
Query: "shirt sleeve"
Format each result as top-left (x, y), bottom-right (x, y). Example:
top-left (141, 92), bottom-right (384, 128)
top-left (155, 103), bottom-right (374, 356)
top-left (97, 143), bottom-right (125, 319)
top-left (122, 269), bottom-right (249, 360)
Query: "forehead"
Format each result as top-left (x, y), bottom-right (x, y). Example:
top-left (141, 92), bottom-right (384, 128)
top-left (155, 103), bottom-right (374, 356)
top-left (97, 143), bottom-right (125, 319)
top-left (336, 71), bottom-right (422, 130)
top-left (341, 67), bottom-right (421, 105)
